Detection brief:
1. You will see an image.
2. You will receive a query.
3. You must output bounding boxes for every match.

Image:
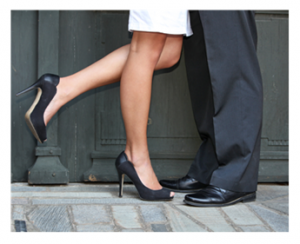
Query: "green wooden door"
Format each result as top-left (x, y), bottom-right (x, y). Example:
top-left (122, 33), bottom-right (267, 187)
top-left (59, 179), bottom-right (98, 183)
top-left (11, 10), bottom-right (288, 183)
top-left (256, 11), bottom-right (289, 181)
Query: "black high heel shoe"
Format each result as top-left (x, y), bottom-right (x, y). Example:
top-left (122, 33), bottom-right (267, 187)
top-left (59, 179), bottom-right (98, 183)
top-left (115, 151), bottom-right (174, 201)
top-left (16, 74), bottom-right (60, 143)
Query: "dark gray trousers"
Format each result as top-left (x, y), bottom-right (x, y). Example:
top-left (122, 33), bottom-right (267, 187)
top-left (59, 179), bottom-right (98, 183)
top-left (183, 11), bottom-right (263, 193)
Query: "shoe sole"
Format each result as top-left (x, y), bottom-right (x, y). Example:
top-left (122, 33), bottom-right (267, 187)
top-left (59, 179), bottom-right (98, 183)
top-left (138, 197), bottom-right (174, 202)
top-left (183, 192), bottom-right (256, 207)
top-left (24, 88), bottom-right (43, 144)
top-left (119, 190), bottom-right (174, 201)
top-left (161, 187), bottom-right (204, 193)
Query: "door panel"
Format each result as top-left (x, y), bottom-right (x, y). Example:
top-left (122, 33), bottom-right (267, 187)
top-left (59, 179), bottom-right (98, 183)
top-left (11, 11), bottom-right (288, 183)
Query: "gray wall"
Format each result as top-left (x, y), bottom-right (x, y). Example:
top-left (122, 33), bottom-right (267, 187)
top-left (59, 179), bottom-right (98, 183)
top-left (11, 10), bottom-right (288, 183)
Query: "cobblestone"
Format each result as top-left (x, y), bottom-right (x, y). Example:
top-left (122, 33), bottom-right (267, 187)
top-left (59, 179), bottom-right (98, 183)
top-left (177, 205), bottom-right (236, 232)
top-left (112, 205), bottom-right (142, 229)
top-left (240, 225), bottom-right (271, 232)
top-left (164, 205), bottom-right (207, 232)
top-left (256, 184), bottom-right (288, 202)
top-left (27, 206), bottom-right (73, 232)
top-left (261, 196), bottom-right (288, 215)
top-left (140, 205), bottom-right (167, 223)
top-left (12, 205), bottom-right (26, 221)
top-left (76, 224), bottom-right (114, 232)
top-left (248, 204), bottom-right (289, 232)
top-left (151, 224), bottom-right (168, 232)
top-left (10, 183), bottom-right (288, 232)
top-left (72, 205), bottom-right (111, 224)
top-left (222, 204), bottom-right (264, 226)
top-left (120, 228), bottom-right (145, 232)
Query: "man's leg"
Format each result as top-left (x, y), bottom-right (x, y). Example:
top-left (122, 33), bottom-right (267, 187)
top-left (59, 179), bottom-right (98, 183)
top-left (160, 11), bottom-right (219, 192)
top-left (184, 11), bottom-right (220, 184)
top-left (161, 11), bottom-right (263, 206)
top-left (184, 11), bottom-right (263, 207)
top-left (196, 11), bottom-right (263, 193)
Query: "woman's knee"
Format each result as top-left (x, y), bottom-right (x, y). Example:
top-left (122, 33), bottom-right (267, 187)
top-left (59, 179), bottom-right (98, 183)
top-left (162, 35), bottom-right (183, 68)
top-left (130, 31), bottom-right (167, 62)
top-left (166, 51), bottom-right (181, 68)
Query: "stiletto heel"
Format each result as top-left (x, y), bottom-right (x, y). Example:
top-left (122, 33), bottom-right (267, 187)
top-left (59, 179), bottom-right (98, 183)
top-left (16, 80), bottom-right (41, 97)
top-left (117, 169), bottom-right (125, 197)
top-left (16, 74), bottom-right (60, 143)
top-left (115, 151), bottom-right (174, 201)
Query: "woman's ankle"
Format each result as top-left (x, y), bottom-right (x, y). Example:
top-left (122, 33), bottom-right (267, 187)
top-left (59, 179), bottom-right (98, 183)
top-left (124, 146), bottom-right (150, 166)
top-left (56, 77), bottom-right (72, 104)
top-left (43, 80), bottom-right (66, 125)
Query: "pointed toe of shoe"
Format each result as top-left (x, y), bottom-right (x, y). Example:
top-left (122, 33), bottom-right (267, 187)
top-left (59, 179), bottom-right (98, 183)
top-left (160, 176), bottom-right (207, 192)
top-left (159, 179), bottom-right (177, 189)
top-left (184, 192), bottom-right (207, 203)
top-left (184, 186), bottom-right (256, 207)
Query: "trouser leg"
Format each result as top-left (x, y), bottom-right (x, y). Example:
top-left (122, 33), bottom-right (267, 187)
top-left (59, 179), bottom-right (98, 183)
top-left (184, 11), bottom-right (263, 192)
top-left (183, 11), bottom-right (219, 184)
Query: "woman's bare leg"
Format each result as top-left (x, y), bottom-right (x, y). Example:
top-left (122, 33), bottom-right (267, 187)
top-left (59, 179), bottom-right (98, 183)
top-left (120, 31), bottom-right (174, 196)
top-left (43, 35), bottom-right (183, 125)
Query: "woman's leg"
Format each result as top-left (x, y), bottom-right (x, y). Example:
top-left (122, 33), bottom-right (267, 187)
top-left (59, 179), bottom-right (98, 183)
top-left (44, 35), bottom-right (183, 125)
top-left (120, 31), bottom-right (175, 196)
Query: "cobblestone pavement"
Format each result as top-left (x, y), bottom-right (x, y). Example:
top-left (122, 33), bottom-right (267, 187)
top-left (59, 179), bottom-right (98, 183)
top-left (11, 183), bottom-right (288, 232)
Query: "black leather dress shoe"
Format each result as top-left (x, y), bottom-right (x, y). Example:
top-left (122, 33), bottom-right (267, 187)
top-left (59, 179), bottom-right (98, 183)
top-left (159, 175), bottom-right (207, 193)
top-left (184, 185), bottom-right (256, 207)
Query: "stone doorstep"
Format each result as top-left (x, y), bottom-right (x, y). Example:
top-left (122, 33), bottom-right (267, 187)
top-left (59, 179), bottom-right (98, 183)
top-left (11, 192), bottom-right (113, 198)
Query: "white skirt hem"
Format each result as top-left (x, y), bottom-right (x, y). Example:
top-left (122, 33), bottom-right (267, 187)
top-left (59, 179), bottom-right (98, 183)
top-left (129, 24), bottom-right (193, 37)
top-left (128, 10), bottom-right (193, 37)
